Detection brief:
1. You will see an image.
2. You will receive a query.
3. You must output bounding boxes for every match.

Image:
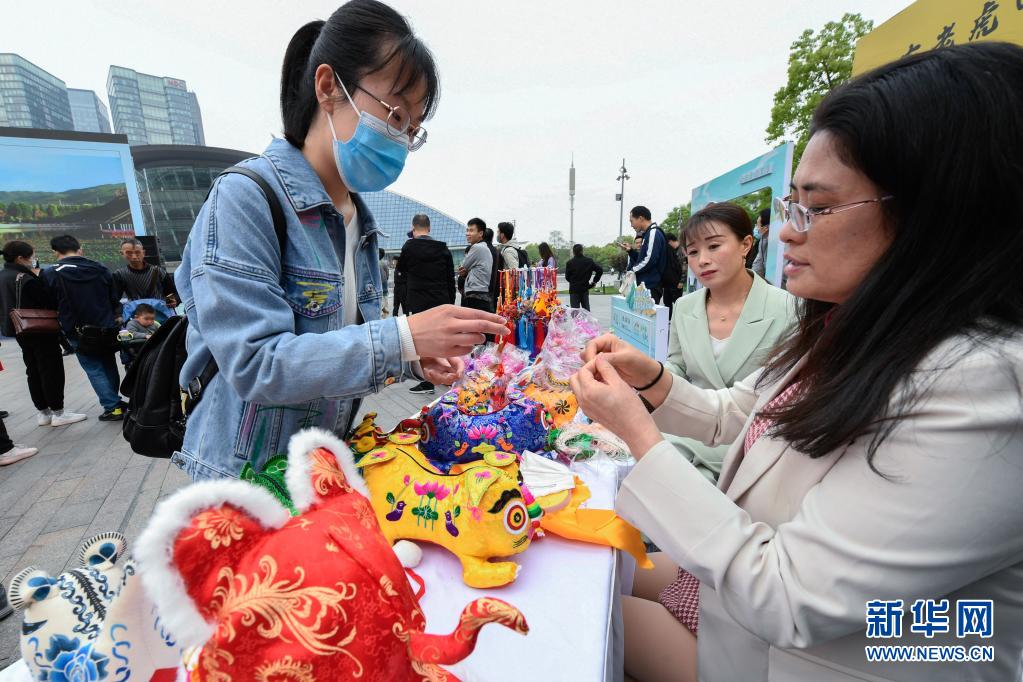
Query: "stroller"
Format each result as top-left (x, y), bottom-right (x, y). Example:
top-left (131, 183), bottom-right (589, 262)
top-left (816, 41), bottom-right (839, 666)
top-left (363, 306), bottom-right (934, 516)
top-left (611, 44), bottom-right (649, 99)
top-left (119, 298), bottom-right (177, 368)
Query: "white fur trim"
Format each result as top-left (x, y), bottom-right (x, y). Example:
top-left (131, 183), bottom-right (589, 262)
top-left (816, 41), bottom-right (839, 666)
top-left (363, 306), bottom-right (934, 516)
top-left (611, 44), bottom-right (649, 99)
top-left (286, 428), bottom-right (369, 512)
top-left (134, 480), bottom-right (290, 648)
top-left (392, 540), bottom-right (422, 568)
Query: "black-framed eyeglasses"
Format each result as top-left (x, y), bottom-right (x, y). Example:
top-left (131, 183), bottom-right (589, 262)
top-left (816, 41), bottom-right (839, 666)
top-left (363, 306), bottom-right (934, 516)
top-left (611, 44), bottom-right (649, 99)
top-left (773, 194), bottom-right (894, 233)
top-left (334, 74), bottom-right (427, 151)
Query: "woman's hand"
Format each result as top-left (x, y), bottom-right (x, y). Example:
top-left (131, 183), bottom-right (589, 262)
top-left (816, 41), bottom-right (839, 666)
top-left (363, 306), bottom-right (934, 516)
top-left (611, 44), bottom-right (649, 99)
top-left (420, 356), bottom-right (465, 386)
top-left (407, 305), bottom-right (507, 359)
top-left (570, 355), bottom-right (664, 460)
top-left (582, 333), bottom-right (662, 389)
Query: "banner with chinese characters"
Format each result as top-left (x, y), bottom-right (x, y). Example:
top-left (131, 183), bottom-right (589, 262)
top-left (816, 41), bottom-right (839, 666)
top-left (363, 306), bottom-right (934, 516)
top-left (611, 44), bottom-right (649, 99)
top-left (853, 0), bottom-right (1023, 75)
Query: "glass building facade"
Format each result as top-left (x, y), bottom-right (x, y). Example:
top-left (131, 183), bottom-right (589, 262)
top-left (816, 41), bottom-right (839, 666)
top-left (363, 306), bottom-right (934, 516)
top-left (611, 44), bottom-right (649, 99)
top-left (131, 145), bottom-right (467, 264)
top-left (68, 88), bottom-right (112, 134)
top-left (107, 66), bottom-right (204, 146)
top-left (0, 54), bottom-right (73, 131)
top-left (361, 191), bottom-right (467, 259)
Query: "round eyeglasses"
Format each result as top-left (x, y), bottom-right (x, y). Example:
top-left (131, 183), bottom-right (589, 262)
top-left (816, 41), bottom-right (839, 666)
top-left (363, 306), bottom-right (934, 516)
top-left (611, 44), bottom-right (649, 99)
top-left (335, 75), bottom-right (428, 151)
top-left (773, 194), bottom-right (894, 233)
top-left (355, 84), bottom-right (428, 151)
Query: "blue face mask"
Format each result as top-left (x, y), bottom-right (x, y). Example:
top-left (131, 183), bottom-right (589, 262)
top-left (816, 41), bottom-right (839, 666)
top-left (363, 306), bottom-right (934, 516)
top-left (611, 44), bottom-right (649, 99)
top-left (326, 77), bottom-right (409, 193)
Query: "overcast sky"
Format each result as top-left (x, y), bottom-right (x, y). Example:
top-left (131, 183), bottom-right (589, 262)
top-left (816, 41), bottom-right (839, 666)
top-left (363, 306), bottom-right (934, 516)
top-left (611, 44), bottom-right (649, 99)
top-left (7, 0), bottom-right (904, 245)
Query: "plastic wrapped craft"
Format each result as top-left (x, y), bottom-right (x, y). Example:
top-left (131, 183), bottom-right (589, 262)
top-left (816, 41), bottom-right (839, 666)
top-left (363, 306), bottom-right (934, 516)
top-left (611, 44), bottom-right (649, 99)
top-left (414, 343), bottom-right (547, 472)
top-left (517, 307), bottom-right (600, 426)
top-left (548, 422), bottom-right (632, 463)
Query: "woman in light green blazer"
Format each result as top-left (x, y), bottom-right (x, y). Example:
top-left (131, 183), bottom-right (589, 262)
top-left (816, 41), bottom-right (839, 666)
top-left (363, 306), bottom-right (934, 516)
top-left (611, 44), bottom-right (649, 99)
top-left (665, 245), bottom-right (796, 481)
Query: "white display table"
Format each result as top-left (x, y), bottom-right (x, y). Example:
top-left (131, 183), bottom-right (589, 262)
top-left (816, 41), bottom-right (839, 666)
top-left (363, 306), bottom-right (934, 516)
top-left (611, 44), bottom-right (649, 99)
top-left (417, 458), bottom-right (630, 682)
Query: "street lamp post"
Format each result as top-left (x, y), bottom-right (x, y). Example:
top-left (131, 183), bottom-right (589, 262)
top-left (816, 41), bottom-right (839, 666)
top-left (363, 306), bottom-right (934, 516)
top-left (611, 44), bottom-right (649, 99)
top-left (569, 154), bottom-right (576, 245)
top-left (616, 158), bottom-right (630, 239)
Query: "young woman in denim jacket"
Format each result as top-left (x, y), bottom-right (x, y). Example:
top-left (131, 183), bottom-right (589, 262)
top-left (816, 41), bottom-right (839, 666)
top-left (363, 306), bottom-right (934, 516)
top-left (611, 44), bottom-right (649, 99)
top-left (174, 0), bottom-right (507, 481)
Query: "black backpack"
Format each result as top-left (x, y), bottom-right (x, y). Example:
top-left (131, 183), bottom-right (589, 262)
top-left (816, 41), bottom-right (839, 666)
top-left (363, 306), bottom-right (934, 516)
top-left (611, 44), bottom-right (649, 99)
top-left (120, 166), bottom-right (287, 458)
top-left (501, 244), bottom-right (529, 269)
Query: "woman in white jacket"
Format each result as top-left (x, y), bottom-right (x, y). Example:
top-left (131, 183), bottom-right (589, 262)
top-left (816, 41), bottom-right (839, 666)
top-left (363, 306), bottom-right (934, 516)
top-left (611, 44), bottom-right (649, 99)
top-left (572, 43), bottom-right (1023, 681)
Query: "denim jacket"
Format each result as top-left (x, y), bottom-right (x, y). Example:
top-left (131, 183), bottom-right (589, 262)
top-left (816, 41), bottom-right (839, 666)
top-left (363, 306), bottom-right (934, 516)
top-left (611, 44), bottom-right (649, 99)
top-left (173, 137), bottom-right (414, 481)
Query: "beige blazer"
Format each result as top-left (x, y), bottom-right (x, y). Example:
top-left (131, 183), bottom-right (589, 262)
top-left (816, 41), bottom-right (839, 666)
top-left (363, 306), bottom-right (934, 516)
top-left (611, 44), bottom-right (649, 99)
top-left (616, 331), bottom-right (1023, 681)
top-left (665, 272), bottom-right (796, 481)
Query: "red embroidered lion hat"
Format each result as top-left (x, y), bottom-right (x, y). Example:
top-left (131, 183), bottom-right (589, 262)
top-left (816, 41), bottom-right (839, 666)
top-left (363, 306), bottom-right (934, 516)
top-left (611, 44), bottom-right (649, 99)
top-left (134, 429), bottom-right (528, 681)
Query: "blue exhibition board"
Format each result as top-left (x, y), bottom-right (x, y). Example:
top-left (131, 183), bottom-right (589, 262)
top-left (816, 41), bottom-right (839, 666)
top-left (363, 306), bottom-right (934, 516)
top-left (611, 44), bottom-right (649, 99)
top-left (610, 295), bottom-right (668, 361)
top-left (691, 142), bottom-right (793, 287)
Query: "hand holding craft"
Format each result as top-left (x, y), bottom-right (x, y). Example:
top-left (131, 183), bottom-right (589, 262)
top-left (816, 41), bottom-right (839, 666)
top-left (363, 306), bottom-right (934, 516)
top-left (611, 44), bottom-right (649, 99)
top-left (581, 332), bottom-right (662, 389)
top-left (570, 355), bottom-right (663, 460)
top-left (408, 304), bottom-right (508, 358)
top-left (420, 356), bottom-right (466, 386)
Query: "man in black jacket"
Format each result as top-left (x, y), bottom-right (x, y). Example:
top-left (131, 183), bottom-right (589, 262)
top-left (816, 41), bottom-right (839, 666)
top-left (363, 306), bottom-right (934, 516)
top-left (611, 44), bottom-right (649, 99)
top-left (399, 214), bottom-right (456, 395)
top-left (42, 235), bottom-right (125, 421)
top-left (661, 232), bottom-right (686, 316)
top-left (565, 244), bottom-right (603, 311)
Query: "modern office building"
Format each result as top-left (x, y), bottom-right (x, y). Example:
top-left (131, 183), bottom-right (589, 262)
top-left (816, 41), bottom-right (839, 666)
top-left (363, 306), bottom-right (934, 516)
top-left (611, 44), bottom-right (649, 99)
top-left (131, 145), bottom-right (467, 263)
top-left (107, 66), bottom-right (205, 146)
top-left (187, 92), bottom-right (205, 146)
top-left (68, 88), bottom-right (112, 134)
top-left (0, 54), bottom-right (73, 131)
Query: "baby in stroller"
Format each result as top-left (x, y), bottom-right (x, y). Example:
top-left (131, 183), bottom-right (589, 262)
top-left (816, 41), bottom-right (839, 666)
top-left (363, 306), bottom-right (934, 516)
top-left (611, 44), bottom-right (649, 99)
top-left (118, 303), bottom-right (161, 367)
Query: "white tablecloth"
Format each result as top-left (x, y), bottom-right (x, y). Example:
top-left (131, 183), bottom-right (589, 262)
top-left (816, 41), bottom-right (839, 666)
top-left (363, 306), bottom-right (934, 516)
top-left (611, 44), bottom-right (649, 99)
top-left (416, 457), bottom-right (630, 682)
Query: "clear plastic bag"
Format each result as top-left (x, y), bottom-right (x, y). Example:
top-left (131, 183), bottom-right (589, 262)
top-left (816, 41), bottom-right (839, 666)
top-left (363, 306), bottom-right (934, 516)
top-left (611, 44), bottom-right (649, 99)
top-left (452, 343), bottom-right (531, 414)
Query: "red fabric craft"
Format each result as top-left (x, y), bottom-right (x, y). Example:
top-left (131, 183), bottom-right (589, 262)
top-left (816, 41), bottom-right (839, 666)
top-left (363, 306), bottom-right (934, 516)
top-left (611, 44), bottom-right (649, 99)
top-left (166, 444), bottom-right (528, 681)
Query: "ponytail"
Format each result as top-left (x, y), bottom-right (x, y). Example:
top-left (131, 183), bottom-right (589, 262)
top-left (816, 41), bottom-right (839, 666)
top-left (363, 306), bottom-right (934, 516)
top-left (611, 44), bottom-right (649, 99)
top-left (280, 20), bottom-right (325, 148)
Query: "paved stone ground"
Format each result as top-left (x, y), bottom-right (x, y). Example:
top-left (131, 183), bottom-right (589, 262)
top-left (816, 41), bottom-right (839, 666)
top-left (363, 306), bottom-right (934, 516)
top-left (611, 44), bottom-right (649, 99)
top-left (0, 296), bottom-right (611, 667)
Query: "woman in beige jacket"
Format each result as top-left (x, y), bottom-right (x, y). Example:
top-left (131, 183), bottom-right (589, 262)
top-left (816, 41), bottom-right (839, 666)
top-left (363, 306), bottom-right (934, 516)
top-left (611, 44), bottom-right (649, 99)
top-left (572, 43), bottom-right (1023, 681)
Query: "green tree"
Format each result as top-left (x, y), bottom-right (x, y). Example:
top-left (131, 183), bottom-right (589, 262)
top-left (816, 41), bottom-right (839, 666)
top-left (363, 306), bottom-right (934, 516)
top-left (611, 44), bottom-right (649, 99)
top-left (6, 202), bottom-right (18, 219)
top-left (660, 203), bottom-right (692, 236)
top-left (765, 13), bottom-right (873, 165)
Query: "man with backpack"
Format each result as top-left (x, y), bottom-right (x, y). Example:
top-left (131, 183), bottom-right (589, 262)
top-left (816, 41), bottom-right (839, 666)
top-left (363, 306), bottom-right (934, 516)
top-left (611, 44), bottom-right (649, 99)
top-left (398, 214), bottom-right (456, 395)
top-left (42, 235), bottom-right (125, 421)
top-left (627, 205), bottom-right (668, 304)
top-left (496, 221), bottom-right (528, 270)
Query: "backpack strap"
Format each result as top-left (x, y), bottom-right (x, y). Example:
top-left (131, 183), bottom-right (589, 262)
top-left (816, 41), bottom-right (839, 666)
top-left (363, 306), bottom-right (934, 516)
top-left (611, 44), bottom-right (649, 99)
top-left (184, 166), bottom-right (288, 412)
top-left (212, 166), bottom-right (288, 257)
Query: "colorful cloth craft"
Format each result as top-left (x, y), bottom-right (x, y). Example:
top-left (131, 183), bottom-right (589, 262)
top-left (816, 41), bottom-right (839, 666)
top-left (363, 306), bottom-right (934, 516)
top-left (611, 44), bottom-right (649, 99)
top-left (496, 266), bottom-right (560, 358)
top-left (352, 425), bottom-right (535, 588)
top-left (406, 343), bottom-right (548, 471)
top-left (420, 387), bottom-right (549, 472)
top-left (350, 415), bottom-right (653, 586)
top-left (9, 532), bottom-right (182, 682)
top-left (133, 428), bottom-right (528, 682)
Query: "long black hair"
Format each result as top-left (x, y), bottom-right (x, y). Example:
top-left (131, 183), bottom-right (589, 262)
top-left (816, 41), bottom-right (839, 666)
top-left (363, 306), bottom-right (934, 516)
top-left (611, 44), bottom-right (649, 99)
top-left (538, 242), bottom-right (556, 266)
top-left (280, 0), bottom-right (440, 148)
top-left (761, 42), bottom-right (1023, 469)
